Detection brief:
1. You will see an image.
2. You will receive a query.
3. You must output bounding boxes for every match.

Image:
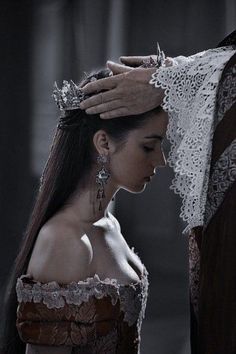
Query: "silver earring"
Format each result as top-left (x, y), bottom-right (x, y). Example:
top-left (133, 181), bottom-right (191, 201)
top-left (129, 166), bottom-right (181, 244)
top-left (96, 154), bottom-right (110, 211)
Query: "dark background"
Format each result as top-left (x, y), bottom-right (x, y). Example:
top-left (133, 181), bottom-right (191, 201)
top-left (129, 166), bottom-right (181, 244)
top-left (0, 1), bottom-right (235, 353)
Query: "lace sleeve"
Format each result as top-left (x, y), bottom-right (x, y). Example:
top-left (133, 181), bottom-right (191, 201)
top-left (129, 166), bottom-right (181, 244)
top-left (150, 47), bottom-right (236, 232)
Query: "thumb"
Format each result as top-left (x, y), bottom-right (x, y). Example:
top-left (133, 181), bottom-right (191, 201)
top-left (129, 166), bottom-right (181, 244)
top-left (107, 60), bottom-right (133, 75)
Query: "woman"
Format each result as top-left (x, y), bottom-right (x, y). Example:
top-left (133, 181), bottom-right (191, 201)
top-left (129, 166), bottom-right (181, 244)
top-left (0, 69), bottom-right (168, 354)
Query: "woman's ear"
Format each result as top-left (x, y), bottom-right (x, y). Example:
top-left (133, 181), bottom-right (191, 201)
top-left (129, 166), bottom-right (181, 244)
top-left (93, 130), bottom-right (114, 155)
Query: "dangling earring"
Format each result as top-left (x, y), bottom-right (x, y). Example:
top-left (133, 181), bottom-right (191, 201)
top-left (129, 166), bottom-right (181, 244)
top-left (96, 154), bottom-right (110, 211)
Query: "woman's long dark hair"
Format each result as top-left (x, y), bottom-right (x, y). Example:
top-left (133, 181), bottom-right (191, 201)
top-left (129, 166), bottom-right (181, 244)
top-left (0, 70), bottom-right (155, 354)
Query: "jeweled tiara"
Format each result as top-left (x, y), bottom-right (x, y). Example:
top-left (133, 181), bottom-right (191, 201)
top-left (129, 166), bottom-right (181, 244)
top-left (141, 42), bottom-right (166, 68)
top-left (52, 79), bottom-right (96, 113)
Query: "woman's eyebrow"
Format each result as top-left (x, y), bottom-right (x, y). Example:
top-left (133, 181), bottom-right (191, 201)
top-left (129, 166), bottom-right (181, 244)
top-left (144, 134), bottom-right (164, 140)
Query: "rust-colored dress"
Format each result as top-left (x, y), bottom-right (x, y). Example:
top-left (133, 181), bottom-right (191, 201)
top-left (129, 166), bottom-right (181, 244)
top-left (16, 268), bottom-right (148, 354)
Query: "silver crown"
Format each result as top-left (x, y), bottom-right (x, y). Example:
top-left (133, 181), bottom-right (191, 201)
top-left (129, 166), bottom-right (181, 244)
top-left (52, 79), bottom-right (96, 112)
top-left (141, 42), bottom-right (166, 68)
top-left (156, 42), bottom-right (166, 66)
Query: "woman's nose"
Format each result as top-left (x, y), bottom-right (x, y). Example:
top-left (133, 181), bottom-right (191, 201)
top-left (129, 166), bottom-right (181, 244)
top-left (153, 151), bottom-right (166, 169)
top-left (159, 152), bottom-right (167, 167)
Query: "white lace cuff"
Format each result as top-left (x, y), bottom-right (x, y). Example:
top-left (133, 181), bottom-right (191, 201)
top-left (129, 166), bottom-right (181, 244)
top-left (150, 47), bottom-right (236, 232)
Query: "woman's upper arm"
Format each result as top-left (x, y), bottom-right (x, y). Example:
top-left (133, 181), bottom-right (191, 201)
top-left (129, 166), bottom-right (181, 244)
top-left (26, 344), bottom-right (72, 354)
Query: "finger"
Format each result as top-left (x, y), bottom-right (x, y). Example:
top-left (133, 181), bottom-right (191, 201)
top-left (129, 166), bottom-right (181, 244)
top-left (164, 57), bottom-right (174, 67)
top-left (81, 75), bottom-right (121, 95)
top-left (119, 56), bottom-right (148, 67)
top-left (80, 89), bottom-right (119, 110)
top-left (100, 107), bottom-right (129, 119)
top-left (107, 60), bottom-right (133, 74)
top-left (85, 100), bottom-right (121, 115)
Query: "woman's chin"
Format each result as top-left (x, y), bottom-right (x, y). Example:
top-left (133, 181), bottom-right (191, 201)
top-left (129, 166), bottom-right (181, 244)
top-left (123, 183), bottom-right (147, 194)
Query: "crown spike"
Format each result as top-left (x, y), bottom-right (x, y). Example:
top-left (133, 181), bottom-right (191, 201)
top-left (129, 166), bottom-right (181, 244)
top-left (52, 79), bottom-right (93, 113)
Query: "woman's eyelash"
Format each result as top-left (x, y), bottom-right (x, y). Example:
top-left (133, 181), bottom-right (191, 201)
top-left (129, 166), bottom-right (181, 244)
top-left (143, 146), bottom-right (154, 152)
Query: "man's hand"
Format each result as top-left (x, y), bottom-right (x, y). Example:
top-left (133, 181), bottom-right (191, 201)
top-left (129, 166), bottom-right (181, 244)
top-left (120, 55), bottom-right (157, 67)
top-left (120, 55), bottom-right (174, 68)
top-left (80, 64), bottom-right (164, 119)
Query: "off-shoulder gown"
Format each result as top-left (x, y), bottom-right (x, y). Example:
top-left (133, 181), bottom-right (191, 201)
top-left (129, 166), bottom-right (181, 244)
top-left (16, 264), bottom-right (148, 354)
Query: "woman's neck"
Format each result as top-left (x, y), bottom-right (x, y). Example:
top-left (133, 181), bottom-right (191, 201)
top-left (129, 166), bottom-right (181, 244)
top-left (61, 178), bottom-right (118, 226)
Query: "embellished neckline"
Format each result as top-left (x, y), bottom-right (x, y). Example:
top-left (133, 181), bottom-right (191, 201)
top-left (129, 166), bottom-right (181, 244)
top-left (16, 267), bottom-right (149, 327)
top-left (19, 265), bottom-right (148, 289)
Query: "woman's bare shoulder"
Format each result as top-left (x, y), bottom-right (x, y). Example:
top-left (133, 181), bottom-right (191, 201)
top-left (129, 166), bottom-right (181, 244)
top-left (27, 219), bottom-right (93, 284)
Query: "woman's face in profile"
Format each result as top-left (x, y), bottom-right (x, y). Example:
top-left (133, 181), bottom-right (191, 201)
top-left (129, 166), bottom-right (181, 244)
top-left (110, 109), bottom-right (168, 193)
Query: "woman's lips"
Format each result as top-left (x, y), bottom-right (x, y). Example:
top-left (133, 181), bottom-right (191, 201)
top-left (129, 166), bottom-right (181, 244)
top-left (144, 176), bottom-right (152, 182)
top-left (144, 174), bottom-right (155, 182)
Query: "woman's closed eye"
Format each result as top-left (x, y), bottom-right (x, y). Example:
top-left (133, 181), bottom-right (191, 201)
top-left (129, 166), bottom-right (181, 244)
top-left (143, 146), bottom-right (155, 152)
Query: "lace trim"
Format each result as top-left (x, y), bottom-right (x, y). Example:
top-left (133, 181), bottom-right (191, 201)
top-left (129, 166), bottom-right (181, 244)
top-left (204, 139), bottom-right (236, 226)
top-left (16, 268), bottom-right (148, 327)
top-left (119, 268), bottom-right (149, 332)
top-left (150, 47), bottom-right (236, 232)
